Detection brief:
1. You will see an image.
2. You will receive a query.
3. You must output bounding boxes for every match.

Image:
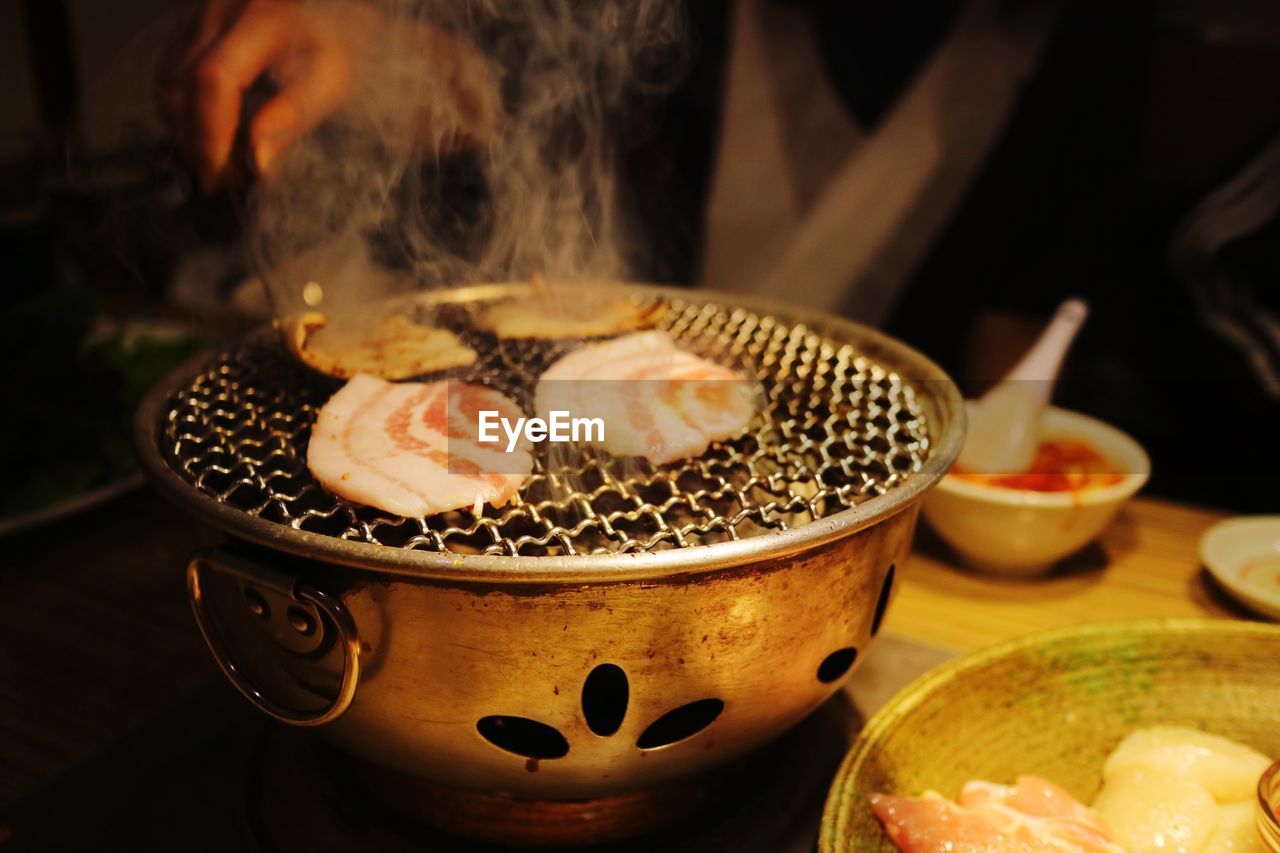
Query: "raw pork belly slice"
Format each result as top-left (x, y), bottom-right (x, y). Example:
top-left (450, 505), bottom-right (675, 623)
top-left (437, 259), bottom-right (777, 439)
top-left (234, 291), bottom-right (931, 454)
top-left (534, 331), bottom-right (756, 464)
top-left (871, 776), bottom-right (1124, 853)
top-left (308, 374), bottom-right (531, 517)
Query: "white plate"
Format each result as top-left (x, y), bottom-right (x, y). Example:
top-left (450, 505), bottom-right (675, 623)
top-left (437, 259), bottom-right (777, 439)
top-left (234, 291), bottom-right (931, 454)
top-left (1200, 516), bottom-right (1280, 622)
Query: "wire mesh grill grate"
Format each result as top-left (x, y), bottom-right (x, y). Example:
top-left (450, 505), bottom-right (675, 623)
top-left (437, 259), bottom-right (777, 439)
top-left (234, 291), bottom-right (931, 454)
top-left (161, 298), bottom-right (932, 556)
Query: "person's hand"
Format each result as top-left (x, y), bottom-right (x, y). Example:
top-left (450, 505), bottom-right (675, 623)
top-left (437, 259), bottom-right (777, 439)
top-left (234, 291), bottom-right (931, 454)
top-left (159, 0), bottom-right (502, 193)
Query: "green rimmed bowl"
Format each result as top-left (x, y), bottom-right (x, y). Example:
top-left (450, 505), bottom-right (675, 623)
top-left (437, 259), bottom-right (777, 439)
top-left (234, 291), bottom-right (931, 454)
top-left (821, 618), bottom-right (1280, 851)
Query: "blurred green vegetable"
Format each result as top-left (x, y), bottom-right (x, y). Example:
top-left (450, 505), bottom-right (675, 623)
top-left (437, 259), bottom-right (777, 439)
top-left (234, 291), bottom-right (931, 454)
top-left (2, 286), bottom-right (202, 518)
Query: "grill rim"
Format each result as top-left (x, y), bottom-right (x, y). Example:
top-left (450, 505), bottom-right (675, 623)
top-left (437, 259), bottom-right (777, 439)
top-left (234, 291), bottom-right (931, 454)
top-left (134, 284), bottom-right (965, 584)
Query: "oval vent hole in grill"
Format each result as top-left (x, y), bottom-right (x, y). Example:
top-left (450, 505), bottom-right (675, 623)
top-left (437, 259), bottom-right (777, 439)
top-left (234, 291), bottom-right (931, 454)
top-left (476, 716), bottom-right (569, 760)
top-left (636, 699), bottom-right (724, 750)
top-left (871, 563), bottom-right (896, 637)
top-left (816, 647), bottom-right (858, 683)
top-left (582, 664), bottom-right (629, 736)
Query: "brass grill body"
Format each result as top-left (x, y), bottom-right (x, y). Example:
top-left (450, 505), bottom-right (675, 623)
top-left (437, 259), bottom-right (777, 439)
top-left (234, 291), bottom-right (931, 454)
top-left (135, 284), bottom-right (964, 844)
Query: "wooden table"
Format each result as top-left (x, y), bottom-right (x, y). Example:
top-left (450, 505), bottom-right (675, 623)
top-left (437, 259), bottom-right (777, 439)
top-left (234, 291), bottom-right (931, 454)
top-left (0, 491), bottom-right (221, 809)
top-left (884, 496), bottom-right (1244, 652)
top-left (0, 491), bottom-right (1254, 811)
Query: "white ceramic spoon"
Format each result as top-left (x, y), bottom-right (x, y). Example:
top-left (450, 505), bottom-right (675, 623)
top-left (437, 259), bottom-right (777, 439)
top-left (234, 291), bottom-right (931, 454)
top-left (957, 299), bottom-right (1089, 474)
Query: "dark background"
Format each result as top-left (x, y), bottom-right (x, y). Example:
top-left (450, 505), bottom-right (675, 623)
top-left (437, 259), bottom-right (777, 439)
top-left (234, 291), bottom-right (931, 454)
top-left (625, 0), bottom-right (1280, 511)
top-left (4, 0), bottom-right (1280, 510)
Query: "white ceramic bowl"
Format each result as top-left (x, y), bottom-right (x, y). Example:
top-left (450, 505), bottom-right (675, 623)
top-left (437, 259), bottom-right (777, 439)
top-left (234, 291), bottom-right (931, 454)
top-left (1200, 516), bottom-right (1280, 621)
top-left (922, 406), bottom-right (1150, 576)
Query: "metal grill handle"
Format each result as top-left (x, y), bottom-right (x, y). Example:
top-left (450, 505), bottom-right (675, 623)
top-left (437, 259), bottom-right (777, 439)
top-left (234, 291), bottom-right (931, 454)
top-left (186, 548), bottom-right (362, 726)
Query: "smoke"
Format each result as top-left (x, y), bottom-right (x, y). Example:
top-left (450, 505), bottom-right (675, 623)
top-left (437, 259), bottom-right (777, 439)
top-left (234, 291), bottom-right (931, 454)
top-left (249, 0), bottom-right (687, 318)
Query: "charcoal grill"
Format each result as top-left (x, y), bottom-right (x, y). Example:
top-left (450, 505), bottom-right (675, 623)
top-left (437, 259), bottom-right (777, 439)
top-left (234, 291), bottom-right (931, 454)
top-left (134, 282), bottom-right (964, 844)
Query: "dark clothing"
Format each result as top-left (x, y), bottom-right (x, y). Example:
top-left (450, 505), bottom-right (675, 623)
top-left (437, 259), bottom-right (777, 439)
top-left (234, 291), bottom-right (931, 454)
top-left (618, 0), bottom-right (1280, 511)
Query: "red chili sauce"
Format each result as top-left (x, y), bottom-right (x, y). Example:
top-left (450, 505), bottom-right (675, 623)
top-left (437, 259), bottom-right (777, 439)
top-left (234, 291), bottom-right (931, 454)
top-left (951, 440), bottom-right (1124, 492)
